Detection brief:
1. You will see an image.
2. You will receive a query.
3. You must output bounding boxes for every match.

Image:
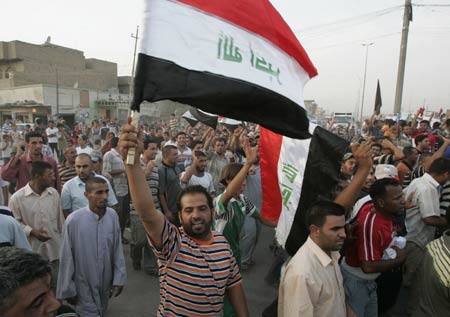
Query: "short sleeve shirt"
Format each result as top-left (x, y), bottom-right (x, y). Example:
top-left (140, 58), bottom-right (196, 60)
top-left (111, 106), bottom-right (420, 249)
top-left (214, 193), bottom-right (259, 263)
top-left (148, 220), bottom-right (241, 316)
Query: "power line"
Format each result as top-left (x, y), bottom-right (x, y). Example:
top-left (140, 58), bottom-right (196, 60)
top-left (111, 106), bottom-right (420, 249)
top-left (295, 5), bottom-right (403, 36)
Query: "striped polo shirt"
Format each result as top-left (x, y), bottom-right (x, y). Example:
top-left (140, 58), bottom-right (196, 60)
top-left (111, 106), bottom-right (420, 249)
top-left (149, 220), bottom-right (241, 316)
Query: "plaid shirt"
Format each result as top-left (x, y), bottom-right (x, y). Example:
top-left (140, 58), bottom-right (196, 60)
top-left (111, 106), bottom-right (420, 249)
top-left (102, 148), bottom-right (128, 197)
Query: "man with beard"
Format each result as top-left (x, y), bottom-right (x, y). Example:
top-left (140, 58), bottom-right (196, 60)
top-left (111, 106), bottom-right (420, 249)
top-left (180, 150), bottom-right (215, 196)
top-left (57, 177), bottom-right (126, 317)
top-left (1, 131), bottom-right (61, 192)
top-left (278, 201), bottom-right (347, 317)
top-left (61, 153), bottom-right (117, 217)
top-left (120, 125), bottom-right (249, 317)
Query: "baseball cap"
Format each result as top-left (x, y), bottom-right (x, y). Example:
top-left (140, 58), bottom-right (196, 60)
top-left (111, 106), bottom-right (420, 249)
top-left (90, 150), bottom-right (103, 162)
top-left (342, 153), bottom-right (354, 161)
top-left (374, 164), bottom-right (398, 180)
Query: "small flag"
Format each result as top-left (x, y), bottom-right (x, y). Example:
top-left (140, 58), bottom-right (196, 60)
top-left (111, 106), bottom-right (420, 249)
top-left (218, 116), bottom-right (243, 132)
top-left (260, 124), bottom-right (349, 255)
top-left (132, 0), bottom-right (317, 139)
top-left (182, 110), bottom-right (198, 127)
top-left (374, 80), bottom-right (382, 115)
top-left (190, 109), bottom-right (218, 129)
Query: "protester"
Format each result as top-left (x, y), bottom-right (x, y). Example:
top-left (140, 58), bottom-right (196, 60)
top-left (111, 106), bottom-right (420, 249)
top-left (341, 178), bottom-right (406, 317)
top-left (180, 150), bottom-right (215, 195)
top-left (120, 123), bottom-right (249, 317)
top-left (57, 146), bottom-right (77, 187)
top-left (9, 161), bottom-right (64, 288)
top-left (0, 247), bottom-right (61, 317)
top-left (103, 137), bottom-right (130, 243)
top-left (61, 153), bottom-right (117, 217)
top-left (278, 201), bottom-right (347, 317)
top-left (1, 131), bottom-right (61, 192)
top-left (57, 177), bottom-right (126, 317)
top-left (130, 137), bottom-right (160, 275)
top-left (401, 157), bottom-right (449, 313)
top-left (410, 210), bottom-right (450, 316)
top-left (0, 212), bottom-right (31, 250)
top-left (158, 145), bottom-right (182, 226)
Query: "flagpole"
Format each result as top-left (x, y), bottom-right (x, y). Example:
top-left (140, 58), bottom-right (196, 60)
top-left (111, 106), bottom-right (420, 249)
top-left (359, 42), bottom-right (374, 126)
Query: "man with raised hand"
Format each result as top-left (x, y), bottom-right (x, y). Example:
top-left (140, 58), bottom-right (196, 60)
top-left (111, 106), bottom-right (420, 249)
top-left (120, 123), bottom-right (249, 317)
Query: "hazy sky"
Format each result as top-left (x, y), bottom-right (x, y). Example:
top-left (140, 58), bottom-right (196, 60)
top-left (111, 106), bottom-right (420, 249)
top-left (1, 0), bottom-right (449, 116)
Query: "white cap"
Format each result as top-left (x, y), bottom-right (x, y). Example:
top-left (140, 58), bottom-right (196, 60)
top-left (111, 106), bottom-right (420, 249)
top-left (374, 164), bottom-right (398, 180)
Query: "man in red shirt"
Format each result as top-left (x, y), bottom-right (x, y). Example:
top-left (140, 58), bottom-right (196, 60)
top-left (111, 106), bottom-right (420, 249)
top-left (1, 131), bottom-right (61, 192)
top-left (341, 178), bottom-right (406, 317)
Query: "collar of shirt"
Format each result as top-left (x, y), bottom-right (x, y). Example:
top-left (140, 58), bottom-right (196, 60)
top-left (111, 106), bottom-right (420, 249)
top-left (423, 172), bottom-right (440, 189)
top-left (25, 153), bottom-right (45, 163)
top-left (111, 148), bottom-right (121, 157)
top-left (23, 183), bottom-right (53, 197)
top-left (75, 173), bottom-right (99, 186)
top-left (305, 236), bottom-right (340, 267)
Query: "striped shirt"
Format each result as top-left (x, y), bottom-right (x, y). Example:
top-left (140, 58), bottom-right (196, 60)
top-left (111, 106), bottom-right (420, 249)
top-left (57, 164), bottom-right (77, 187)
top-left (149, 220), bottom-right (241, 317)
top-left (373, 154), bottom-right (395, 166)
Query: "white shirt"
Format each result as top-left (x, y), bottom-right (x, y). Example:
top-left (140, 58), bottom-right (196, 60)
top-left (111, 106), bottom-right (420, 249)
top-left (180, 171), bottom-right (215, 194)
top-left (46, 127), bottom-right (59, 144)
top-left (405, 173), bottom-right (441, 248)
top-left (76, 145), bottom-right (93, 156)
top-left (278, 237), bottom-right (346, 317)
top-left (9, 184), bottom-right (64, 261)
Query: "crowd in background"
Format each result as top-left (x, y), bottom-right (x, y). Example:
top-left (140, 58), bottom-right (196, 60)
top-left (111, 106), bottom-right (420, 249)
top-left (0, 107), bottom-right (449, 317)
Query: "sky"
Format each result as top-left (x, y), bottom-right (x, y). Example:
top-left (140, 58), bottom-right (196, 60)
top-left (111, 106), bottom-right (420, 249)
top-left (1, 0), bottom-right (449, 116)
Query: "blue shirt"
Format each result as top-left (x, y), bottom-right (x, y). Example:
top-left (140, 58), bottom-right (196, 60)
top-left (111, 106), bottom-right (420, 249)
top-left (61, 174), bottom-right (118, 213)
top-left (0, 213), bottom-right (31, 250)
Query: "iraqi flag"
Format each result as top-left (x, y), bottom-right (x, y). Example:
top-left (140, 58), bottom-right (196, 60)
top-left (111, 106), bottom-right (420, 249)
top-left (182, 110), bottom-right (198, 127)
top-left (260, 124), bottom-right (348, 255)
top-left (190, 109), bottom-right (218, 129)
top-left (132, 0), bottom-right (317, 139)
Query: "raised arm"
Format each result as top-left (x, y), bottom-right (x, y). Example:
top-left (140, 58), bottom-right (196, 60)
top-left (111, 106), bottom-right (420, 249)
top-left (119, 123), bottom-right (165, 249)
top-left (334, 141), bottom-right (373, 211)
top-left (221, 139), bottom-right (257, 206)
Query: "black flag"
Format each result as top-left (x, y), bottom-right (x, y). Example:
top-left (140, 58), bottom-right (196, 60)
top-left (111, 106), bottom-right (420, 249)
top-left (374, 80), bottom-right (382, 115)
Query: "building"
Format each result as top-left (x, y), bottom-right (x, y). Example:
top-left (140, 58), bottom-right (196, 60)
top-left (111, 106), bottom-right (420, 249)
top-left (0, 40), bottom-right (117, 91)
top-left (0, 39), bottom-right (126, 124)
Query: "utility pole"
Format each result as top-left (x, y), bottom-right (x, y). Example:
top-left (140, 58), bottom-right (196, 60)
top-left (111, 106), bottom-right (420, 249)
top-left (130, 26), bottom-right (139, 102)
top-left (393, 0), bottom-right (412, 115)
top-left (55, 67), bottom-right (59, 118)
top-left (359, 42), bottom-right (374, 125)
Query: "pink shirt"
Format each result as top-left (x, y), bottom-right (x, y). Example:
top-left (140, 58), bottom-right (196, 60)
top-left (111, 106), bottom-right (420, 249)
top-left (9, 183), bottom-right (64, 261)
top-left (1, 153), bottom-right (61, 192)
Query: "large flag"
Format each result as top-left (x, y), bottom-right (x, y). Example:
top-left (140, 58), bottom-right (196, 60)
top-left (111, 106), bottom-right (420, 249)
top-left (133, 0), bottom-right (317, 139)
top-left (260, 124), bottom-right (349, 256)
top-left (374, 80), bottom-right (382, 115)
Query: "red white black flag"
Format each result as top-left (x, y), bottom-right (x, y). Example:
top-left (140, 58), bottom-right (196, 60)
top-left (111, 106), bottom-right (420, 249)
top-left (132, 0), bottom-right (317, 139)
top-left (260, 124), bottom-right (348, 255)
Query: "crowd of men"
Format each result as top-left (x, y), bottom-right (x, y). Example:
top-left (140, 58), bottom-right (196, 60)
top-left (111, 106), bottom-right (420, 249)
top-left (0, 108), bottom-right (449, 317)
